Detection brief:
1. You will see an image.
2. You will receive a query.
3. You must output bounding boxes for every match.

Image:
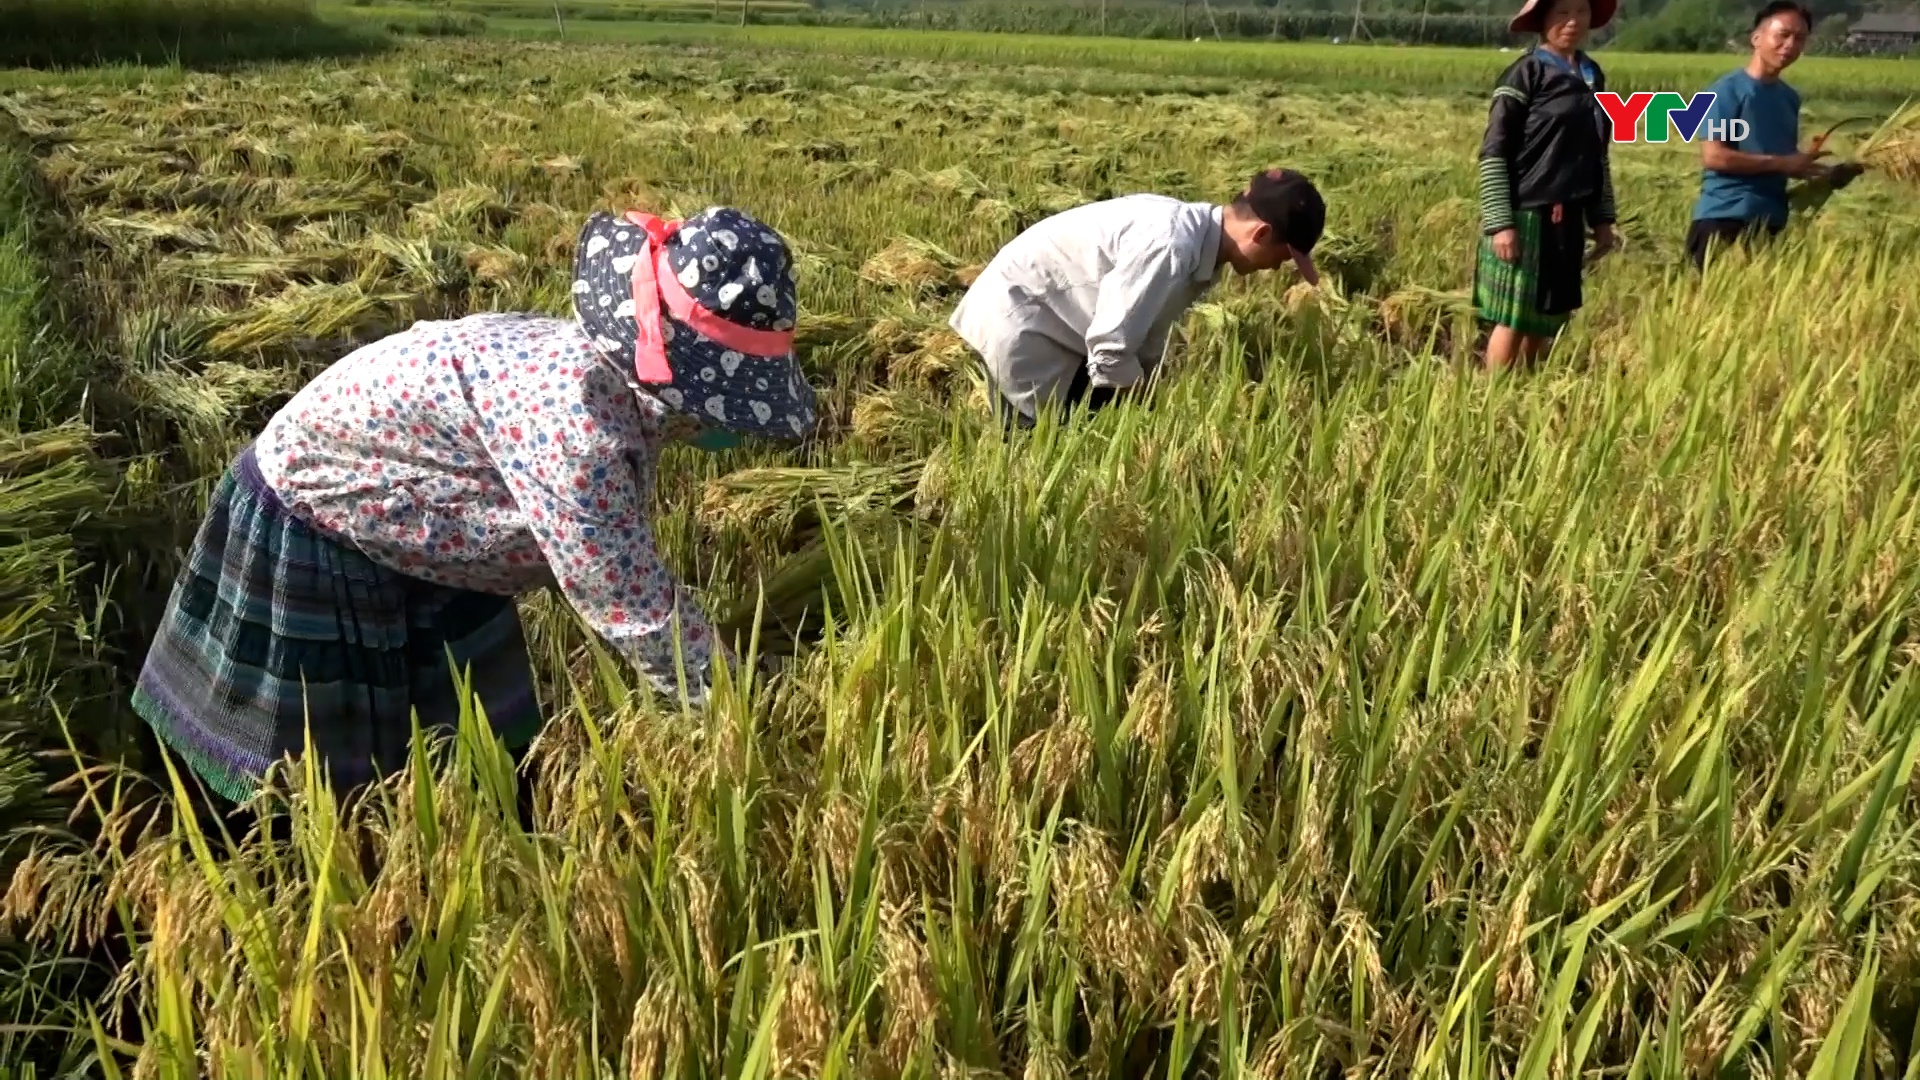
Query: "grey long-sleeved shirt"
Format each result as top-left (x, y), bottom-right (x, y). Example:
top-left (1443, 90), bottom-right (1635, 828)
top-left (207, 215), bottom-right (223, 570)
top-left (948, 194), bottom-right (1224, 420)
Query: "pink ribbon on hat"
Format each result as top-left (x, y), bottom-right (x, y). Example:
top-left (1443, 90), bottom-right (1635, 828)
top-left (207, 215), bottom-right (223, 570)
top-left (624, 210), bottom-right (795, 385)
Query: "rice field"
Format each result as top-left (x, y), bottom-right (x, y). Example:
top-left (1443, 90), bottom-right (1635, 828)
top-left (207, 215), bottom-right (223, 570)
top-left (4, 29), bottom-right (1920, 1080)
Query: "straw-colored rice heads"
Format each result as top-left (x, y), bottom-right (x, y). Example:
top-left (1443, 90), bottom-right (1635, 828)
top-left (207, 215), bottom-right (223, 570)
top-left (850, 388), bottom-right (949, 454)
top-left (864, 318), bottom-right (976, 389)
top-left (794, 312), bottom-right (862, 349)
top-left (1306, 226), bottom-right (1392, 295)
top-left (1856, 98), bottom-right (1920, 187)
top-left (697, 461), bottom-right (924, 540)
top-left (194, 280), bottom-right (412, 358)
top-left (221, 133), bottom-right (295, 177)
top-left (408, 182), bottom-right (516, 236)
top-left (1272, 278), bottom-right (1378, 358)
top-left (1863, 134), bottom-right (1920, 186)
top-left (78, 207), bottom-right (222, 256)
top-left (859, 236), bottom-right (969, 298)
top-left (464, 244), bottom-right (528, 285)
top-left (1418, 196), bottom-right (1473, 236)
top-left (1374, 286), bottom-right (1473, 353)
top-left (162, 248), bottom-right (358, 291)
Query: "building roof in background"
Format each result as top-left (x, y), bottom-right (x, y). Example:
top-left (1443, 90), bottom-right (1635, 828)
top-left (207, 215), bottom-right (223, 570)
top-left (1848, 10), bottom-right (1920, 33)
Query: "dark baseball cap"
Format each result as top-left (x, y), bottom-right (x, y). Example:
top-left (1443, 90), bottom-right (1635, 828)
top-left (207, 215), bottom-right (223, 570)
top-left (1242, 168), bottom-right (1325, 286)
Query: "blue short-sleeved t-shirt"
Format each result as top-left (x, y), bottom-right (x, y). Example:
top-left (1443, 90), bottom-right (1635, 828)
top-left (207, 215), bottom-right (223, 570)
top-left (1691, 69), bottom-right (1801, 227)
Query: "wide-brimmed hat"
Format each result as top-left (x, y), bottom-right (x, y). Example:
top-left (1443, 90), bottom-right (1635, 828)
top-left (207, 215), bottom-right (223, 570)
top-left (572, 206), bottom-right (818, 442)
top-left (1508, 0), bottom-right (1615, 33)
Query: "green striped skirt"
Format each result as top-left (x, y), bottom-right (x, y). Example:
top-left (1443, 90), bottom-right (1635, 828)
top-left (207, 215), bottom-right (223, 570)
top-left (131, 443), bottom-right (543, 806)
top-left (1473, 204), bottom-right (1588, 337)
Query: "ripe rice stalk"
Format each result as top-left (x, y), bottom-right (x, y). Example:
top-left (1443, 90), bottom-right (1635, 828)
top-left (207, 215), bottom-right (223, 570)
top-left (0, 98), bottom-right (65, 141)
top-left (117, 365), bottom-right (232, 437)
top-left (795, 312), bottom-right (862, 348)
top-left (0, 426), bottom-right (115, 537)
top-left (284, 219), bottom-right (363, 254)
top-left (76, 206), bottom-right (221, 255)
top-left (849, 388), bottom-right (953, 453)
top-left (51, 165), bottom-right (150, 205)
top-left (161, 249), bottom-right (357, 291)
top-left (196, 281), bottom-right (411, 358)
top-left (784, 235), bottom-right (851, 279)
top-left (710, 532), bottom-right (841, 653)
top-left (365, 232), bottom-right (474, 293)
top-left (349, 131), bottom-right (423, 178)
top-left (198, 361), bottom-right (300, 409)
top-left (1308, 227), bottom-right (1393, 295)
top-left (97, 172), bottom-right (259, 213)
top-left (86, 159), bottom-right (222, 208)
top-left (968, 197), bottom-right (1023, 230)
top-left (1856, 98), bottom-right (1920, 188)
top-left (408, 182), bottom-right (515, 235)
top-left (1374, 286), bottom-right (1473, 351)
top-left (1279, 278), bottom-right (1375, 350)
top-left (222, 134), bottom-right (294, 177)
top-left (916, 165), bottom-right (996, 202)
top-left (696, 112), bottom-right (773, 139)
top-left (480, 143), bottom-right (540, 177)
top-left (697, 460), bottom-right (923, 537)
top-left (539, 154), bottom-right (587, 179)
top-left (971, 183), bottom-right (1085, 232)
top-left (258, 178), bottom-right (413, 226)
top-left (464, 244), bottom-right (528, 284)
top-left (36, 147), bottom-right (186, 196)
top-left (616, 119), bottom-right (698, 149)
top-left (121, 361), bottom-right (295, 434)
top-left (1419, 196), bottom-right (1473, 235)
top-left (489, 111), bottom-right (540, 132)
top-left (859, 236), bottom-right (967, 297)
top-left (809, 158), bottom-right (885, 188)
top-left (888, 326), bottom-right (976, 388)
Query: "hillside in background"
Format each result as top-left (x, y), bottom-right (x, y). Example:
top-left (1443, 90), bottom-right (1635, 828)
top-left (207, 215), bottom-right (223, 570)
top-left (801, 0), bottom-right (1914, 51)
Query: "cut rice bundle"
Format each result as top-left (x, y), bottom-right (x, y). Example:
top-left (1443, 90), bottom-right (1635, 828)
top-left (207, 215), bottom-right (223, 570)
top-left (858, 236), bottom-right (969, 297)
top-left (1855, 98), bottom-right (1920, 188)
top-left (703, 460), bottom-right (929, 655)
top-left (698, 461), bottom-right (924, 537)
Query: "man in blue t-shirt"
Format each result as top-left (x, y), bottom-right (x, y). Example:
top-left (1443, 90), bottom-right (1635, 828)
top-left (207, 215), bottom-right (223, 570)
top-left (1686, 0), bottom-right (1835, 270)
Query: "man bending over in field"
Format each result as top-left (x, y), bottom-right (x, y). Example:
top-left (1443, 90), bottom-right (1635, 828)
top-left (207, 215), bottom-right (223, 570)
top-left (949, 169), bottom-right (1325, 430)
top-left (1685, 0), bottom-right (1855, 270)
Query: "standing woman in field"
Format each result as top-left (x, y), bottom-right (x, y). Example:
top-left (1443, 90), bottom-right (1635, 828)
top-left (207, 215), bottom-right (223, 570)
top-left (1473, 0), bottom-right (1621, 370)
top-left (129, 206), bottom-right (817, 816)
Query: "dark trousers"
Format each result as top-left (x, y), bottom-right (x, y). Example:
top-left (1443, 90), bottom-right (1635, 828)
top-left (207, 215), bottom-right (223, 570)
top-left (1686, 216), bottom-right (1784, 271)
top-left (989, 363), bottom-right (1118, 431)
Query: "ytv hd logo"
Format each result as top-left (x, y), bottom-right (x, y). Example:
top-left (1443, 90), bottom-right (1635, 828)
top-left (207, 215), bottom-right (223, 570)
top-left (1595, 92), bottom-right (1749, 143)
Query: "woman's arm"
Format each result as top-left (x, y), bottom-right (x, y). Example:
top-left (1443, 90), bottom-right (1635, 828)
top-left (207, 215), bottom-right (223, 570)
top-left (1478, 64), bottom-right (1530, 262)
top-left (480, 363), bottom-right (727, 707)
top-left (1594, 155), bottom-right (1617, 226)
top-left (1477, 65), bottom-right (1530, 236)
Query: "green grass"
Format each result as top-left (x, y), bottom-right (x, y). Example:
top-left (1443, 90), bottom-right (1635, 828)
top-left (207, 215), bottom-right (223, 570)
top-left (468, 21), bottom-right (1920, 107)
top-left (1, 29), bottom-right (1919, 1080)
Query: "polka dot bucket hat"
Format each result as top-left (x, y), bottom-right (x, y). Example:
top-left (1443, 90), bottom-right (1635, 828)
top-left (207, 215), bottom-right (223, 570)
top-left (572, 206), bottom-right (818, 442)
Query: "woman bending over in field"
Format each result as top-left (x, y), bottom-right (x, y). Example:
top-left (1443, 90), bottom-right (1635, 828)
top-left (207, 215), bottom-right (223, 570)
top-left (1473, 0), bottom-right (1621, 370)
top-left (131, 206), bottom-right (817, 817)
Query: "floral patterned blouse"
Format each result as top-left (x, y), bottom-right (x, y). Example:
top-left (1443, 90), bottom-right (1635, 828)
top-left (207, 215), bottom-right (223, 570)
top-left (252, 311), bottom-right (722, 704)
